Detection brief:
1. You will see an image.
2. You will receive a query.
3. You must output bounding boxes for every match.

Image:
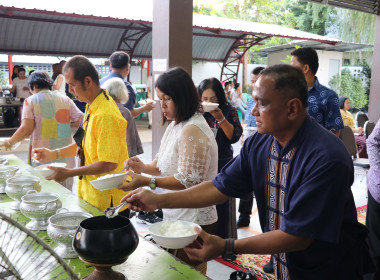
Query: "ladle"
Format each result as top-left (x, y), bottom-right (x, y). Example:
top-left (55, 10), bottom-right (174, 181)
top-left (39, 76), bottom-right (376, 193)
top-left (104, 201), bottom-right (128, 219)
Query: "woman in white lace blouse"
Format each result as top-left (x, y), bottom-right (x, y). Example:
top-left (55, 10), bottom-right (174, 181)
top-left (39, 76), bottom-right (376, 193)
top-left (119, 67), bottom-right (218, 273)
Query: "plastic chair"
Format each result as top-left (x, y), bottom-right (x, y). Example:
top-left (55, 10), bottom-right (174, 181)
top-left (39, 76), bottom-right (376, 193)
top-left (364, 120), bottom-right (375, 138)
top-left (135, 92), bottom-right (148, 120)
top-left (339, 125), bottom-right (369, 168)
top-left (236, 110), bottom-right (243, 123)
top-left (355, 111), bottom-right (368, 128)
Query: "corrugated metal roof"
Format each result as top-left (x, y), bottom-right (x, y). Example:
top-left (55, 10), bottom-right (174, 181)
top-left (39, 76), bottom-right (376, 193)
top-left (254, 40), bottom-right (373, 56)
top-left (0, 5), bottom-right (341, 61)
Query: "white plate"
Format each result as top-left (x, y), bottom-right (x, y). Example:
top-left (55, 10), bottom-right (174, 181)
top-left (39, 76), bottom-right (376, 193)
top-left (34, 163), bottom-right (67, 178)
top-left (90, 173), bottom-right (128, 191)
top-left (149, 220), bottom-right (200, 249)
top-left (201, 102), bottom-right (219, 112)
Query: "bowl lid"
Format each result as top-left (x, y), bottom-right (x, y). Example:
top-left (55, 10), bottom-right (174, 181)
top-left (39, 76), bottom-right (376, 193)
top-left (7, 175), bottom-right (40, 184)
top-left (49, 212), bottom-right (93, 228)
top-left (0, 165), bottom-right (18, 172)
top-left (21, 192), bottom-right (59, 202)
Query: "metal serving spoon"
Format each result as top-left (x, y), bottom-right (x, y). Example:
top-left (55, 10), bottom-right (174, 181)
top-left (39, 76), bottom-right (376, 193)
top-left (104, 201), bottom-right (128, 219)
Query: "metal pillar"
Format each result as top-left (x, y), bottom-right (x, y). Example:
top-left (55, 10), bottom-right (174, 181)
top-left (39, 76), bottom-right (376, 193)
top-left (369, 15), bottom-right (380, 122)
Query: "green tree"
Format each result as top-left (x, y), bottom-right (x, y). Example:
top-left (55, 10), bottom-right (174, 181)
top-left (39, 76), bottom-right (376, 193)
top-left (0, 71), bottom-right (9, 90)
top-left (329, 69), bottom-right (368, 110)
top-left (286, 1), bottom-right (336, 36)
top-left (335, 10), bottom-right (376, 44)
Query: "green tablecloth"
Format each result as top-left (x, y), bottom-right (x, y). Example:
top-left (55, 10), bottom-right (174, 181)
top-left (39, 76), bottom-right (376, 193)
top-left (0, 155), bottom-right (209, 280)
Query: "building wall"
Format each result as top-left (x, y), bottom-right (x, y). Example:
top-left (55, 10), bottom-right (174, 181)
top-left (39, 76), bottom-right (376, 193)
top-left (268, 49), bottom-right (343, 87)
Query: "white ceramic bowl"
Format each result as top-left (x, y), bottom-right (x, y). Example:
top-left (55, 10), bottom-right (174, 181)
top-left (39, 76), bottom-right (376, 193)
top-left (202, 102), bottom-right (219, 112)
top-left (138, 99), bottom-right (156, 107)
top-left (149, 220), bottom-right (200, 249)
top-left (90, 173), bottom-right (128, 191)
top-left (34, 163), bottom-right (67, 178)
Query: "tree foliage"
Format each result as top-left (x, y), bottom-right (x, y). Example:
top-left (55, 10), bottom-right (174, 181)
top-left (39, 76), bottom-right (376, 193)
top-left (329, 69), bottom-right (368, 110)
top-left (334, 10), bottom-right (376, 44)
top-left (193, 0), bottom-right (376, 45)
top-left (0, 71), bottom-right (9, 89)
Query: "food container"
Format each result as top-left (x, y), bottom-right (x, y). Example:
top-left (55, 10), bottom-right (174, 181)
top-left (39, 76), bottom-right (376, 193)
top-left (73, 215), bottom-right (139, 264)
top-left (5, 175), bottom-right (41, 210)
top-left (47, 208), bottom-right (93, 258)
top-left (201, 101), bottom-right (219, 112)
top-left (242, 126), bottom-right (257, 142)
top-left (20, 192), bottom-right (62, 230)
top-left (90, 173), bottom-right (128, 191)
top-left (149, 220), bottom-right (200, 249)
top-left (0, 156), bottom-right (8, 166)
top-left (0, 165), bottom-right (19, 194)
top-left (34, 162), bottom-right (67, 178)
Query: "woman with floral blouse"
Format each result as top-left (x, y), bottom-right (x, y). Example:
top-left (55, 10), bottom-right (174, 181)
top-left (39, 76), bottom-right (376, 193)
top-left (198, 77), bottom-right (243, 239)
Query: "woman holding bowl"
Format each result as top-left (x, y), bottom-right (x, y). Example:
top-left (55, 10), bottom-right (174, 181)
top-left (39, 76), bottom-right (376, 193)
top-left (198, 77), bottom-right (243, 239)
top-left (0, 71), bottom-right (83, 190)
top-left (119, 67), bottom-right (218, 274)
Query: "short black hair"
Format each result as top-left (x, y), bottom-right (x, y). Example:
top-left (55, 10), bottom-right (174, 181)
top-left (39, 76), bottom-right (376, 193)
top-left (28, 71), bottom-right (53, 91)
top-left (109, 51), bottom-right (130, 69)
top-left (234, 83), bottom-right (240, 90)
top-left (251, 66), bottom-right (265, 75)
top-left (224, 81), bottom-right (231, 88)
top-left (261, 64), bottom-right (309, 108)
top-left (290, 47), bottom-right (319, 75)
top-left (198, 78), bottom-right (229, 109)
top-left (63, 55), bottom-right (99, 87)
top-left (339, 96), bottom-right (348, 109)
top-left (155, 67), bottom-right (200, 124)
top-left (18, 67), bottom-right (26, 74)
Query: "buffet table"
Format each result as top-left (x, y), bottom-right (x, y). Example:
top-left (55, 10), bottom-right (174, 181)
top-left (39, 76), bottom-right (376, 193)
top-left (0, 155), bottom-right (209, 280)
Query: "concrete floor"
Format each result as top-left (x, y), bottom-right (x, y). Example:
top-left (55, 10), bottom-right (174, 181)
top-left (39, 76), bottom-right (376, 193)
top-left (0, 117), bottom-right (369, 280)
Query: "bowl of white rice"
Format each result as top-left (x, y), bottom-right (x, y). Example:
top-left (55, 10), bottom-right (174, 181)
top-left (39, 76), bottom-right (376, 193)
top-left (34, 162), bottom-right (67, 178)
top-left (201, 101), bottom-right (219, 112)
top-left (90, 173), bottom-right (128, 191)
top-left (149, 220), bottom-right (200, 249)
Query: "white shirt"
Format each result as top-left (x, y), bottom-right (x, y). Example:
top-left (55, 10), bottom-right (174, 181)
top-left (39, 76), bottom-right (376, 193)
top-left (231, 91), bottom-right (245, 107)
top-left (155, 113), bottom-right (218, 225)
top-left (12, 77), bottom-right (30, 99)
top-left (53, 74), bottom-right (66, 95)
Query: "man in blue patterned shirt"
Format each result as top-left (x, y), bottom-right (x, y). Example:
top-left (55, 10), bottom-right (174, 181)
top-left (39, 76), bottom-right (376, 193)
top-left (290, 47), bottom-right (343, 137)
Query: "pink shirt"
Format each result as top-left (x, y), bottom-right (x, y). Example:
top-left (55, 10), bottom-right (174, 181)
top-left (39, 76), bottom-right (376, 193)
top-left (22, 90), bottom-right (83, 167)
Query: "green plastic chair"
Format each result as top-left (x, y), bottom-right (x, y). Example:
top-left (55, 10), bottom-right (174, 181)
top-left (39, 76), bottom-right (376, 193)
top-left (135, 92), bottom-right (148, 120)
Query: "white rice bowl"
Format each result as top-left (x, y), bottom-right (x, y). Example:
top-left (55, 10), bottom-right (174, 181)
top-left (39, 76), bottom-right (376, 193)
top-left (149, 220), bottom-right (200, 249)
top-left (90, 173), bottom-right (128, 191)
top-left (201, 101), bottom-right (219, 112)
top-left (34, 162), bottom-right (67, 178)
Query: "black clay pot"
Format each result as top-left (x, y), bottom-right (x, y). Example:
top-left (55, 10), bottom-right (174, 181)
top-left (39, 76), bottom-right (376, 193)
top-left (73, 215), bottom-right (139, 265)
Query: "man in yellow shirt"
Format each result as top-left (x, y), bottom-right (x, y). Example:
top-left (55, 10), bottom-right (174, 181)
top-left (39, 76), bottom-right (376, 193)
top-left (33, 55), bottom-right (129, 211)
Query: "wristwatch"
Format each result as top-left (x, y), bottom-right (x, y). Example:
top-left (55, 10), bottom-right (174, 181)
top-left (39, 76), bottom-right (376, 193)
top-left (149, 176), bottom-right (156, 190)
top-left (222, 238), bottom-right (236, 261)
